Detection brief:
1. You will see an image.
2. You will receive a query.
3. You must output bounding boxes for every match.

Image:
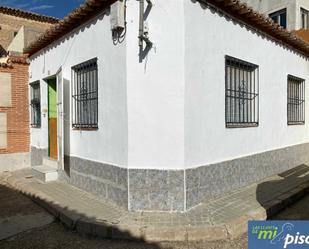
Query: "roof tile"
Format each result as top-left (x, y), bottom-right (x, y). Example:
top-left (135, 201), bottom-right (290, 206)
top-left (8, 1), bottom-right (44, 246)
top-left (0, 6), bottom-right (59, 24)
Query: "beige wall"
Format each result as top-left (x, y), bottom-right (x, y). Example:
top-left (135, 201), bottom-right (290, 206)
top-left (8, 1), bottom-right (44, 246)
top-left (7, 26), bottom-right (24, 53)
top-left (0, 113), bottom-right (7, 149)
top-left (0, 13), bottom-right (53, 55)
top-left (243, 0), bottom-right (297, 30)
top-left (0, 72), bottom-right (11, 107)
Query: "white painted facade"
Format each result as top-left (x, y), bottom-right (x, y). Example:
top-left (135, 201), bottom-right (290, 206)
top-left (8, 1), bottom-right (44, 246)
top-left (243, 0), bottom-right (309, 30)
top-left (125, 0), bottom-right (185, 169)
top-left (184, 1), bottom-right (309, 168)
top-left (30, 0), bottom-right (309, 173)
top-left (30, 11), bottom-right (128, 168)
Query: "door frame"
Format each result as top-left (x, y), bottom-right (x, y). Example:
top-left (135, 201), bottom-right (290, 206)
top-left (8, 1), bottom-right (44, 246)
top-left (46, 77), bottom-right (57, 159)
top-left (43, 70), bottom-right (63, 169)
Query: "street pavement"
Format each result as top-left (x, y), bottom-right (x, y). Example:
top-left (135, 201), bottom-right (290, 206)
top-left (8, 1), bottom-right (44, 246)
top-left (0, 175), bottom-right (308, 249)
top-left (0, 180), bottom-right (54, 241)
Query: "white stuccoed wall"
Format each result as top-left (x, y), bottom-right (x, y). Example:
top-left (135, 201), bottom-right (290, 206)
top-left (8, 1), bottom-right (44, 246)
top-left (29, 11), bottom-right (128, 167)
top-left (30, 1), bottom-right (309, 171)
top-left (184, 1), bottom-right (309, 168)
top-left (125, 0), bottom-right (185, 169)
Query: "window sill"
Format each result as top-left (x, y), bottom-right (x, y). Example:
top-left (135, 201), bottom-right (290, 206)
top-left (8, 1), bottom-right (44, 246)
top-left (226, 123), bottom-right (259, 128)
top-left (31, 125), bottom-right (41, 128)
top-left (72, 127), bottom-right (98, 131)
top-left (288, 122), bottom-right (305, 126)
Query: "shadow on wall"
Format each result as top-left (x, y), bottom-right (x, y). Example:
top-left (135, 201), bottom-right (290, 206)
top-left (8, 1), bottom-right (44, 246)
top-left (256, 164), bottom-right (309, 218)
top-left (0, 45), bottom-right (6, 57)
top-left (139, 0), bottom-right (153, 63)
top-left (0, 181), bottom-right (172, 249)
top-left (63, 78), bottom-right (71, 177)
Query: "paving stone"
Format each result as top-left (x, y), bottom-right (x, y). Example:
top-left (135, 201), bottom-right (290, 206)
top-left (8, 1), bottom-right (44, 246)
top-left (2, 165), bottom-right (309, 242)
top-left (225, 215), bottom-right (251, 239)
top-left (144, 226), bottom-right (187, 242)
top-left (111, 224), bottom-right (144, 241)
top-left (247, 207), bottom-right (267, 220)
top-left (187, 225), bottom-right (228, 241)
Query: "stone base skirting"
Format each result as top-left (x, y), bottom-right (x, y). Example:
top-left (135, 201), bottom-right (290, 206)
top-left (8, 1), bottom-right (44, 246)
top-left (128, 169), bottom-right (184, 211)
top-left (59, 156), bottom-right (128, 209)
top-left (31, 146), bottom-right (48, 166)
top-left (33, 142), bottom-right (309, 212)
top-left (0, 152), bottom-right (30, 171)
top-left (185, 142), bottom-right (309, 210)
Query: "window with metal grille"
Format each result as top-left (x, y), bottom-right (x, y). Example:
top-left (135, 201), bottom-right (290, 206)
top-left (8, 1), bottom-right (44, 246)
top-left (225, 56), bottom-right (259, 128)
top-left (301, 8), bottom-right (309, 29)
top-left (269, 8), bottom-right (287, 29)
top-left (30, 81), bottom-right (41, 127)
top-left (72, 58), bottom-right (98, 129)
top-left (287, 75), bottom-right (305, 125)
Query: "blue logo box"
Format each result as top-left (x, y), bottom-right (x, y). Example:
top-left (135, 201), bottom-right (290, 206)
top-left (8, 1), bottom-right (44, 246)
top-left (248, 221), bottom-right (309, 249)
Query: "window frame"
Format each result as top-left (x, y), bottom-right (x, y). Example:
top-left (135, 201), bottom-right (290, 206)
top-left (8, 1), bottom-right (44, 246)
top-left (225, 55), bottom-right (259, 128)
top-left (269, 8), bottom-right (287, 29)
top-left (71, 58), bottom-right (98, 130)
top-left (301, 8), bottom-right (309, 29)
top-left (30, 81), bottom-right (41, 128)
top-left (287, 75), bottom-right (305, 126)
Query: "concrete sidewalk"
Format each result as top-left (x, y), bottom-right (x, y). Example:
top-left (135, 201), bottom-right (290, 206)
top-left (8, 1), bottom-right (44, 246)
top-left (0, 173), bottom-right (54, 240)
top-left (1, 165), bottom-right (309, 242)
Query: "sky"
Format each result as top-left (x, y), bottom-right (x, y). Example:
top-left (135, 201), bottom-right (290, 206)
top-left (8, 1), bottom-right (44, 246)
top-left (0, 0), bottom-right (84, 19)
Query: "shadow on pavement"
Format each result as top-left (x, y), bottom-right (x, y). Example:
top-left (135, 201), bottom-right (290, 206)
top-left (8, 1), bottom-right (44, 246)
top-left (0, 181), bottom-right (172, 249)
top-left (256, 164), bottom-right (309, 219)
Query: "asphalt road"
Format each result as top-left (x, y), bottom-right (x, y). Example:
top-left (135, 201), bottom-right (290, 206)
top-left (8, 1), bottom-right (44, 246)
top-left (0, 180), bottom-right (308, 249)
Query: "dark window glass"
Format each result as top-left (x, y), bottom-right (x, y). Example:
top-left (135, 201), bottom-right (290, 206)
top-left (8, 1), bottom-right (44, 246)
top-left (301, 8), bottom-right (309, 29)
top-left (30, 81), bottom-right (41, 127)
top-left (287, 75), bottom-right (305, 125)
top-left (72, 58), bottom-right (98, 129)
top-left (280, 12), bottom-right (287, 28)
top-left (269, 9), bottom-right (287, 29)
top-left (225, 56), bottom-right (259, 128)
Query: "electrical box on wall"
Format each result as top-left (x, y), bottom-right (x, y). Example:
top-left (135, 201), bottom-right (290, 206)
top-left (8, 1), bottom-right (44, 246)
top-left (110, 0), bottom-right (125, 31)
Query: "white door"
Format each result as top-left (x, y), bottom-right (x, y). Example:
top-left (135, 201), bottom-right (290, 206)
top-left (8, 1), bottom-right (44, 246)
top-left (56, 68), bottom-right (64, 170)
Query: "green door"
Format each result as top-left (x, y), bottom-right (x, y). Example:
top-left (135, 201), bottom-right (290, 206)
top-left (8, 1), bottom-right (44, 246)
top-left (48, 79), bottom-right (57, 159)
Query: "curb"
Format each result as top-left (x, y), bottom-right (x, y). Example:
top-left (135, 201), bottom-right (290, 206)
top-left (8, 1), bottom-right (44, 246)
top-left (4, 174), bottom-right (309, 242)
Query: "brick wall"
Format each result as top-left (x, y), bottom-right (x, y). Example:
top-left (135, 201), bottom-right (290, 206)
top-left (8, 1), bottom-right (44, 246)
top-left (0, 13), bottom-right (53, 56)
top-left (0, 61), bottom-right (29, 154)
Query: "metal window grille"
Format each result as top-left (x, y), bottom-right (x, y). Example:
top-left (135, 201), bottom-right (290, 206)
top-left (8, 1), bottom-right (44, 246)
top-left (287, 75), bottom-right (305, 125)
top-left (225, 56), bottom-right (259, 128)
top-left (30, 81), bottom-right (41, 127)
top-left (72, 58), bottom-right (98, 129)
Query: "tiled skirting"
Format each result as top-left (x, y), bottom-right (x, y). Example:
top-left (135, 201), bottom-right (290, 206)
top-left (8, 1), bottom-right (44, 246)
top-left (128, 169), bottom-right (184, 211)
top-left (30, 146), bottom-right (48, 166)
top-left (39, 142), bottom-right (309, 212)
top-left (185, 142), bottom-right (309, 210)
top-left (59, 156), bottom-right (128, 209)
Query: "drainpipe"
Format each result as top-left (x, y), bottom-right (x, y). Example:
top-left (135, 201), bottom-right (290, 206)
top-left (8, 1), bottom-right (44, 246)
top-left (139, 0), bottom-right (152, 47)
top-left (139, 0), bottom-right (145, 47)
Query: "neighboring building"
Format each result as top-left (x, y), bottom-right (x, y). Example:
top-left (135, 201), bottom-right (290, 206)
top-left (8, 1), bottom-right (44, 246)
top-left (243, 0), bottom-right (309, 31)
top-left (0, 7), bottom-right (57, 171)
top-left (26, 0), bottom-right (309, 212)
top-left (0, 55), bottom-right (30, 171)
top-left (0, 6), bottom-right (58, 56)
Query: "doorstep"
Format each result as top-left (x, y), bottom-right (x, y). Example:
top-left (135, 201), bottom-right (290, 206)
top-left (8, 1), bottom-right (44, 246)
top-left (2, 165), bottom-right (309, 242)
